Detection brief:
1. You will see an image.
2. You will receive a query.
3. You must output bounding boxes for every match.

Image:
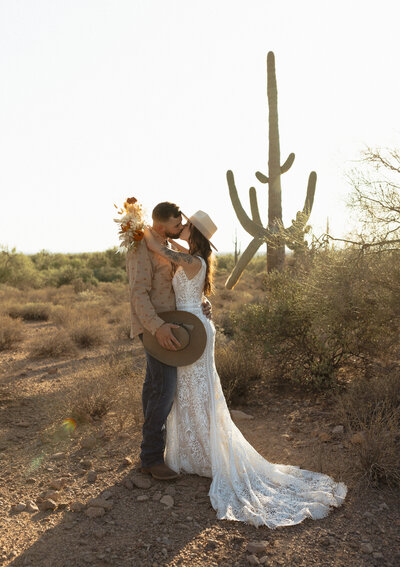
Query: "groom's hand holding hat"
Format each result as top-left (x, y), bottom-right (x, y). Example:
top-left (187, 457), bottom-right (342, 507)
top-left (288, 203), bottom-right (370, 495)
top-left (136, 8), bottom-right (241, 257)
top-left (155, 323), bottom-right (181, 350)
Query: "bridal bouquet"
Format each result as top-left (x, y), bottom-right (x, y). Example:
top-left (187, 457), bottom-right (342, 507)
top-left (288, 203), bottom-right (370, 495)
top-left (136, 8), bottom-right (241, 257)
top-left (113, 197), bottom-right (146, 252)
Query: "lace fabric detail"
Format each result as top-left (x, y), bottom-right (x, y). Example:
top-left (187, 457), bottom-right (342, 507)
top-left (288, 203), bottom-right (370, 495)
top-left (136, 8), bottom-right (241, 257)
top-left (165, 256), bottom-right (348, 528)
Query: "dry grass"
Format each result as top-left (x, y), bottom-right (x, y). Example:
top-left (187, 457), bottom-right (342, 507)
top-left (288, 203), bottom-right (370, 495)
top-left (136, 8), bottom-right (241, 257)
top-left (0, 315), bottom-right (24, 351)
top-left (336, 369), bottom-right (400, 487)
top-left (8, 302), bottom-right (51, 321)
top-left (30, 329), bottom-right (77, 358)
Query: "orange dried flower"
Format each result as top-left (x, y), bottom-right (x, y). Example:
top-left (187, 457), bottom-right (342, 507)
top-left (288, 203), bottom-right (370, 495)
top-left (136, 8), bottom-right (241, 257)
top-left (133, 230), bottom-right (144, 241)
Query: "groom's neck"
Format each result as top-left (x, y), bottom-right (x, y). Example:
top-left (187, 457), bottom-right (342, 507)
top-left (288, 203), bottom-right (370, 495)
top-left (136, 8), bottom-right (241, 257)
top-left (152, 223), bottom-right (167, 240)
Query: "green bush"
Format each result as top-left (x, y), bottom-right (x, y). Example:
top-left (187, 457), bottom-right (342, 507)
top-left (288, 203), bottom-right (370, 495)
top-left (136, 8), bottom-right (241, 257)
top-left (232, 249), bottom-right (400, 389)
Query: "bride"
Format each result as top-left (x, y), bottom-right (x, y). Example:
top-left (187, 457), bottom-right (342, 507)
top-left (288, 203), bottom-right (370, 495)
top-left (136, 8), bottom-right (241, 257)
top-left (143, 211), bottom-right (347, 529)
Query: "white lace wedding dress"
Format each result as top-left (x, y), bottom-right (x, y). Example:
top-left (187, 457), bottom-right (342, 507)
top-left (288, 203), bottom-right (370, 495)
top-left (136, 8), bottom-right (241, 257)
top-left (165, 256), bottom-right (348, 528)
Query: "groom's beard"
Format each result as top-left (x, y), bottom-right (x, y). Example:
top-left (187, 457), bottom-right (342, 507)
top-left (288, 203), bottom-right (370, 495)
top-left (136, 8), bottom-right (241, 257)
top-left (165, 230), bottom-right (183, 239)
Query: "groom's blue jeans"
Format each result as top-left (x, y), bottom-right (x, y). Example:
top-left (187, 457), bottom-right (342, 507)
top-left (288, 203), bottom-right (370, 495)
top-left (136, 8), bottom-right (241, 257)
top-left (138, 334), bottom-right (177, 467)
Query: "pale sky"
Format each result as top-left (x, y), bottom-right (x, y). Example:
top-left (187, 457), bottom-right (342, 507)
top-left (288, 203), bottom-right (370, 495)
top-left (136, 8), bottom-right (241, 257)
top-left (1, 0), bottom-right (399, 254)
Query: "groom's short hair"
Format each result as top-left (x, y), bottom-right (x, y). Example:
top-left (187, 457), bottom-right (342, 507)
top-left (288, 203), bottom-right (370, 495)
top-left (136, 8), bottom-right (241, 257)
top-left (152, 202), bottom-right (181, 222)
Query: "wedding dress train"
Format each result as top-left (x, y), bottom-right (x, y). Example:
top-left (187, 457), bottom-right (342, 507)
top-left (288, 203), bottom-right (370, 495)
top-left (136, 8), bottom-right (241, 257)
top-left (165, 257), bottom-right (347, 528)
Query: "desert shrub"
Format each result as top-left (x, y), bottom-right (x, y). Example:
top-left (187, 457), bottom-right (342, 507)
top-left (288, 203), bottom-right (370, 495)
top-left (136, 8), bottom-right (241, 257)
top-left (335, 370), bottom-right (400, 487)
top-left (8, 302), bottom-right (51, 321)
top-left (30, 330), bottom-right (76, 358)
top-left (232, 249), bottom-right (400, 389)
top-left (68, 318), bottom-right (105, 348)
top-left (215, 337), bottom-right (264, 405)
top-left (0, 315), bottom-right (24, 350)
top-left (50, 305), bottom-right (73, 326)
top-left (63, 352), bottom-right (141, 428)
top-left (216, 254), bottom-right (235, 273)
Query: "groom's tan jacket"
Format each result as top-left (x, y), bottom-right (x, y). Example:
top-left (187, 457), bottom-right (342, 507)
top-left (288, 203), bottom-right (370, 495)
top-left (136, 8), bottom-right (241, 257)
top-left (126, 234), bottom-right (176, 338)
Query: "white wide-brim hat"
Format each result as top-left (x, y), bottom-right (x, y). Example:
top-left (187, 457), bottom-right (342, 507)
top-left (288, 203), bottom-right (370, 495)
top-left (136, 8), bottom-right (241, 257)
top-left (182, 210), bottom-right (218, 251)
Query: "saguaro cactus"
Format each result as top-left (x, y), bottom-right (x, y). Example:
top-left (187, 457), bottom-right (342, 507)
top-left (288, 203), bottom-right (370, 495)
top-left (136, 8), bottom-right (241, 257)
top-left (225, 51), bottom-right (316, 289)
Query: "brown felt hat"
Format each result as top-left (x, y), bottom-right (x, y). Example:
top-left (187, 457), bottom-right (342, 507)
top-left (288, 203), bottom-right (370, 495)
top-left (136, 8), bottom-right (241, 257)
top-left (142, 311), bottom-right (207, 366)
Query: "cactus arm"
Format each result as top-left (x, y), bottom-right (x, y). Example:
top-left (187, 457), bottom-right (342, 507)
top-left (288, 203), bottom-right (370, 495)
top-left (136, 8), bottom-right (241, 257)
top-left (255, 171), bottom-right (269, 184)
top-left (281, 153), bottom-right (295, 174)
top-left (303, 171), bottom-right (317, 216)
top-left (249, 187), bottom-right (262, 225)
top-left (225, 237), bottom-right (264, 289)
top-left (227, 170), bottom-right (266, 238)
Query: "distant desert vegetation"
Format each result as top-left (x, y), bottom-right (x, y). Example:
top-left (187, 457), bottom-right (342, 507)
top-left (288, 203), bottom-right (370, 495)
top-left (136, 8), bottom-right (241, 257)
top-left (1, 246), bottom-right (399, 487)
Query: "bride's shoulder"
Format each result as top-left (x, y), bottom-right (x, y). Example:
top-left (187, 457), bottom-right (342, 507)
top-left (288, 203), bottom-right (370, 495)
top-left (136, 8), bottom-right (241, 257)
top-left (196, 255), bottom-right (206, 266)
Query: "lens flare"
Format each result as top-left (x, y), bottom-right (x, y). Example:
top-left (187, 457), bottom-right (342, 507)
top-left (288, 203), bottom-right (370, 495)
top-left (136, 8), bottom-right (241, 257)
top-left (62, 418), bottom-right (77, 433)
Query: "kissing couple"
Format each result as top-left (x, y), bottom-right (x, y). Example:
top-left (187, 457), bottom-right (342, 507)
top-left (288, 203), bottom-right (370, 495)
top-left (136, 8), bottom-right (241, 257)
top-left (126, 201), bottom-right (347, 528)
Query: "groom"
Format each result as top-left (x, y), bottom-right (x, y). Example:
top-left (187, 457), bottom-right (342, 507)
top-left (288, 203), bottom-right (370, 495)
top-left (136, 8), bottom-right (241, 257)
top-left (126, 202), bottom-right (212, 480)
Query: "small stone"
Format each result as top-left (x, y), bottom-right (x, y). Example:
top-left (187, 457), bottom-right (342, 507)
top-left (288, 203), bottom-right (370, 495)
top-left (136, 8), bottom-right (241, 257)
top-left (85, 506), bottom-right (105, 518)
top-left (70, 501), bottom-right (84, 512)
top-left (87, 471), bottom-right (97, 483)
top-left (81, 436), bottom-right (96, 449)
top-left (49, 479), bottom-right (65, 490)
top-left (123, 456), bottom-right (133, 466)
top-left (57, 502), bottom-right (68, 509)
top-left (118, 432), bottom-right (130, 439)
top-left (94, 527), bottom-right (107, 539)
top-left (101, 490), bottom-right (113, 500)
top-left (123, 479), bottom-right (133, 489)
top-left (259, 556), bottom-right (268, 565)
top-left (52, 452), bottom-right (64, 460)
top-left (160, 495), bottom-right (174, 508)
top-left (14, 502), bottom-right (26, 512)
top-left (152, 491), bottom-right (162, 501)
top-left (137, 495), bottom-right (150, 502)
top-left (231, 410), bottom-right (254, 421)
top-left (379, 502), bottom-right (389, 511)
top-left (25, 500), bottom-right (39, 513)
top-left (164, 485), bottom-right (176, 496)
top-left (332, 425), bottom-right (344, 435)
top-left (246, 541), bottom-right (269, 554)
top-left (25, 477), bottom-right (36, 484)
top-left (132, 476), bottom-right (152, 489)
top-left (350, 432), bottom-right (365, 444)
top-left (318, 432), bottom-right (332, 442)
top-left (47, 368), bottom-right (58, 375)
top-left (80, 458), bottom-right (92, 469)
top-left (39, 499), bottom-right (57, 511)
top-left (248, 555), bottom-right (260, 565)
top-left (360, 542), bottom-right (373, 554)
top-left (372, 552), bottom-right (384, 559)
top-left (87, 497), bottom-right (113, 510)
top-left (43, 490), bottom-right (60, 501)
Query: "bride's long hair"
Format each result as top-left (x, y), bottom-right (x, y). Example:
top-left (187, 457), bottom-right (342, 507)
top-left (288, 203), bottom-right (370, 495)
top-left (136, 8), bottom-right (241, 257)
top-left (188, 224), bottom-right (215, 296)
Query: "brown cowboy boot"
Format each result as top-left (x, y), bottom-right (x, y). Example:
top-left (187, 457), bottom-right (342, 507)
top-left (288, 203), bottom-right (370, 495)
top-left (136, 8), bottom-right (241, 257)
top-left (140, 462), bottom-right (179, 480)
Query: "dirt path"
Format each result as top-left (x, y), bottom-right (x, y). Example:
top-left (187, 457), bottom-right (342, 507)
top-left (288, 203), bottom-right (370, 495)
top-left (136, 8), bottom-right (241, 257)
top-left (1, 322), bottom-right (400, 567)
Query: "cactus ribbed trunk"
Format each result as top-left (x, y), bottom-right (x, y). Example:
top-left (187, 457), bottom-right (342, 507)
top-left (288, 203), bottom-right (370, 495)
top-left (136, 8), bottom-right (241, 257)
top-left (225, 51), bottom-right (317, 289)
top-left (267, 52), bottom-right (285, 272)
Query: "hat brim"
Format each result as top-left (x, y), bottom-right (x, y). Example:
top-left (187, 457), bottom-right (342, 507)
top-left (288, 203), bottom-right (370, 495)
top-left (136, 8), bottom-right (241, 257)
top-left (142, 311), bottom-right (207, 366)
top-left (181, 212), bottom-right (218, 251)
